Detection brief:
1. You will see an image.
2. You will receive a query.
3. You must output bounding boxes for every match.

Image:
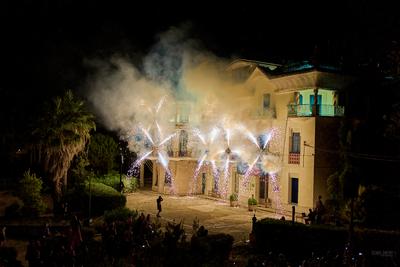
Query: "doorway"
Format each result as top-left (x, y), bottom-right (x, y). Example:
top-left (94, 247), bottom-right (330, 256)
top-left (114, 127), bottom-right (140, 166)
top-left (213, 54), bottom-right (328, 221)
top-left (290, 177), bottom-right (299, 204)
top-left (201, 173), bottom-right (206, 194)
top-left (258, 174), bottom-right (268, 204)
top-left (143, 160), bottom-right (153, 188)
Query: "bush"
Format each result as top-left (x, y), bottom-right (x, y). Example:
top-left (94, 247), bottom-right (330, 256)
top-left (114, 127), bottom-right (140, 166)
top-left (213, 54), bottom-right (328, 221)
top-left (254, 218), bottom-right (400, 264)
top-left (254, 218), bottom-right (347, 264)
top-left (65, 182), bottom-right (126, 216)
top-left (123, 177), bottom-right (139, 193)
top-left (229, 193), bottom-right (238, 201)
top-left (104, 207), bottom-right (137, 224)
top-left (90, 171), bottom-right (138, 193)
top-left (91, 171), bottom-right (120, 189)
top-left (19, 170), bottom-right (47, 217)
top-left (248, 196), bottom-right (258, 205)
top-left (191, 233), bottom-right (234, 265)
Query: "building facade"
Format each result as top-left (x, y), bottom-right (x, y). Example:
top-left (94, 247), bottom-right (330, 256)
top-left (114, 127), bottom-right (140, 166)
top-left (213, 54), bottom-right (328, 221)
top-left (138, 59), bottom-right (354, 213)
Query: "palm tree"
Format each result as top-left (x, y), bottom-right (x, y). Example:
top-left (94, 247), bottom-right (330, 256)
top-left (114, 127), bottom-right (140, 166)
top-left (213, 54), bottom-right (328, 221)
top-left (31, 90), bottom-right (96, 201)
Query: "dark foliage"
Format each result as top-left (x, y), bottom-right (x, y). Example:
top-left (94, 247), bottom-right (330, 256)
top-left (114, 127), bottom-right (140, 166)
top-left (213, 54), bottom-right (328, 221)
top-left (254, 218), bottom-right (400, 265)
top-left (64, 182), bottom-right (126, 216)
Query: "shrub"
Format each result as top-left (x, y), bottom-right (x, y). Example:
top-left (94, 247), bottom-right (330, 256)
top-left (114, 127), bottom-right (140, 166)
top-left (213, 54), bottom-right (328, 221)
top-left (229, 193), bottom-right (238, 201)
top-left (19, 170), bottom-right (47, 217)
top-left (91, 171), bottom-right (120, 189)
top-left (123, 177), bottom-right (139, 193)
top-left (254, 218), bottom-right (400, 265)
top-left (248, 196), bottom-right (258, 205)
top-left (90, 171), bottom-right (138, 193)
top-left (191, 233), bottom-right (234, 265)
top-left (255, 219), bottom-right (343, 264)
top-left (65, 182), bottom-right (126, 216)
top-left (104, 207), bottom-right (137, 224)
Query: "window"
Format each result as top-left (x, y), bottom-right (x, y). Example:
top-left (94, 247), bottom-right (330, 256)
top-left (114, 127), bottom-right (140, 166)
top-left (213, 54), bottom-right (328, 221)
top-left (167, 139), bottom-right (173, 157)
top-left (179, 130), bottom-right (188, 156)
top-left (290, 177), bottom-right (299, 204)
top-left (234, 172), bottom-right (239, 193)
top-left (289, 132), bottom-right (300, 164)
top-left (213, 170), bottom-right (219, 193)
top-left (164, 171), bottom-right (172, 185)
top-left (263, 93), bottom-right (270, 110)
top-left (291, 132), bottom-right (301, 153)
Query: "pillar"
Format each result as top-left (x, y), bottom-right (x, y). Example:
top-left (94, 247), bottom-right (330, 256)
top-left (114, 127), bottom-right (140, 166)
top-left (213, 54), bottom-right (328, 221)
top-left (312, 88), bottom-right (319, 116)
top-left (140, 163), bottom-right (144, 188)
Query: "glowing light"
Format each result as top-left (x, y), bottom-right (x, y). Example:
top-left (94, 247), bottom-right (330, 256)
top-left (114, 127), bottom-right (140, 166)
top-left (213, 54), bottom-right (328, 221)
top-left (245, 130), bottom-right (260, 149)
top-left (242, 154), bottom-right (260, 186)
top-left (159, 133), bottom-right (176, 146)
top-left (191, 153), bottom-right (208, 194)
top-left (142, 128), bottom-right (154, 145)
top-left (193, 128), bottom-right (206, 145)
top-left (155, 96), bottom-right (166, 113)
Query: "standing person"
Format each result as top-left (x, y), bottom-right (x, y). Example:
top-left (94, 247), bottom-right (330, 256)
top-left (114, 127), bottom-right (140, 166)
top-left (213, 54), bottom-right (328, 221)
top-left (156, 196), bottom-right (163, 217)
top-left (315, 195), bottom-right (325, 224)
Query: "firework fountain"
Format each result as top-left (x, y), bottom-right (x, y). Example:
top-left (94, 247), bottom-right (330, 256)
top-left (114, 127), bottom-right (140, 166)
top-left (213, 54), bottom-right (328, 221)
top-left (88, 28), bottom-right (285, 212)
top-left (125, 97), bottom-right (177, 192)
top-left (189, 127), bottom-right (220, 194)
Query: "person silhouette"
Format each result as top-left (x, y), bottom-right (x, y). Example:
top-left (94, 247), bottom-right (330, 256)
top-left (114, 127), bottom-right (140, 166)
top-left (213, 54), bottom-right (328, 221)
top-left (156, 196), bottom-right (163, 217)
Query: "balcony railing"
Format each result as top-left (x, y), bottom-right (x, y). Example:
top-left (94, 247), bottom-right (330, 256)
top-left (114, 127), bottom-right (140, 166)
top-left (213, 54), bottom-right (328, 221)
top-left (288, 152), bottom-right (300, 164)
top-left (288, 104), bottom-right (345, 117)
top-left (288, 104), bottom-right (312, 116)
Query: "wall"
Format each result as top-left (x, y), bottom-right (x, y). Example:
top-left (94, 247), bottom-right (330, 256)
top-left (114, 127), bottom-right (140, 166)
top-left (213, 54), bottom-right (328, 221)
top-left (278, 117), bottom-right (316, 213)
top-left (314, 117), bottom-right (341, 205)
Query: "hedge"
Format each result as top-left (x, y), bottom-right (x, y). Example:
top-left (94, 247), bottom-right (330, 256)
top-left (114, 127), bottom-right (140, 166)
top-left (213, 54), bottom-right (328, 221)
top-left (91, 172), bottom-right (138, 193)
top-left (191, 233), bottom-right (234, 265)
top-left (65, 182), bottom-right (126, 216)
top-left (254, 218), bottom-right (400, 264)
top-left (103, 207), bottom-right (137, 224)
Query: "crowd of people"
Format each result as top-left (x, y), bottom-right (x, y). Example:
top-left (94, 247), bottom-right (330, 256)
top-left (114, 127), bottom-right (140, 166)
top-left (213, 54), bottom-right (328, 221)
top-left (304, 195), bottom-right (326, 225)
top-left (23, 215), bottom-right (87, 267)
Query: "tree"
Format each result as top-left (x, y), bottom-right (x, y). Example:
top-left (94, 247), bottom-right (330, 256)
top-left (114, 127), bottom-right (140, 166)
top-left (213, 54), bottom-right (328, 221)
top-left (19, 170), bottom-right (46, 216)
top-left (31, 90), bottom-right (95, 201)
top-left (88, 133), bottom-right (118, 175)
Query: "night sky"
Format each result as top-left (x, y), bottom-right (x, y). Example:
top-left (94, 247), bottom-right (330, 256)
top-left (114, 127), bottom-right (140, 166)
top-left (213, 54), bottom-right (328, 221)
top-left (1, 0), bottom-right (400, 124)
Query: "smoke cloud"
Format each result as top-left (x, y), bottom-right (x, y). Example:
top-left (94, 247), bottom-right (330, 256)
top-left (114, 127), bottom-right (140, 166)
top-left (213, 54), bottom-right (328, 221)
top-left (86, 25), bottom-right (280, 175)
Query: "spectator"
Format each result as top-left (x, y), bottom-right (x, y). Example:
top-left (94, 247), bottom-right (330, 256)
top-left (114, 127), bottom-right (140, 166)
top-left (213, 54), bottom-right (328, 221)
top-left (156, 196), bottom-right (163, 217)
top-left (305, 209), bottom-right (316, 224)
top-left (315, 195), bottom-right (325, 224)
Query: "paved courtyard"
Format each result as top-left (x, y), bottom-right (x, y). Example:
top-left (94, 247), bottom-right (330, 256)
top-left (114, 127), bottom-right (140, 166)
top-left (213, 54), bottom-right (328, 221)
top-left (126, 190), bottom-right (281, 243)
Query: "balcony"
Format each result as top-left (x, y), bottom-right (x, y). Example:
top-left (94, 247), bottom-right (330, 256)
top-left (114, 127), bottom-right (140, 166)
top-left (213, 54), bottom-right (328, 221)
top-left (287, 104), bottom-right (344, 117)
top-left (288, 152), bottom-right (300, 164)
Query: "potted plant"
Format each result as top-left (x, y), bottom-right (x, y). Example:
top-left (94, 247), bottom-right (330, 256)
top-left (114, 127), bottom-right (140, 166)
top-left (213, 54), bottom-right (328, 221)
top-left (229, 193), bottom-right (238, 207)
top-left (248, 195), bottom-right (258, 211)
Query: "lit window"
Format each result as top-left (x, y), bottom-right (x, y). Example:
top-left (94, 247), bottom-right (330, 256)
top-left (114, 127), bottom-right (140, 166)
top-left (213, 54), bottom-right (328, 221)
top-left (179, 130), bottom-right (188, 157)
top-left (263, 93), bottom-right (270, 110)
top-left (291, 133), bottom-right (300, 153)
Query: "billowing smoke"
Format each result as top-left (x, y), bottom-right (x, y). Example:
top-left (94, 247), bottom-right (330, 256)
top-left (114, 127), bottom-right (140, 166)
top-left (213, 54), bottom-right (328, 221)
top-left (88, 27), bottom-right (254, 138)
top-left (87, 25), bottom-right (281, 180)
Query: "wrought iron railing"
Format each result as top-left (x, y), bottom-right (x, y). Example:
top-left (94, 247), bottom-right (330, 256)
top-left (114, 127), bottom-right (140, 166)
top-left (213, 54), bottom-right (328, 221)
top-left (288, 152), bottom-right (300, 164)
top-left (287, 104), bottom-right (344, 117)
